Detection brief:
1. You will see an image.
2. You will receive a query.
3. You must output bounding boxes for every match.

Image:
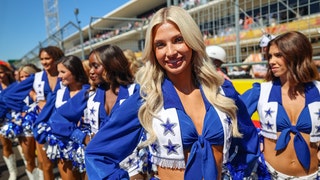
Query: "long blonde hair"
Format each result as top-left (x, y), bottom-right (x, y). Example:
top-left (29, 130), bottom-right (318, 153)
top-left (136, 6), bottom-right (241, 145)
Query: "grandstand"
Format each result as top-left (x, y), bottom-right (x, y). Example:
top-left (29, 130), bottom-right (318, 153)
top-left (17, 0), bottom-right (320, 71)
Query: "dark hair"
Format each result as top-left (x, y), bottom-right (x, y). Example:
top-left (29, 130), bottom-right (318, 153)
top-left (0, 64), bottom-right (15, 84)
top-left (266, 31), bottom-right (319, 97)
top-left (89, 44), bottom-right (134, 94)
top-left (38, 46), bottom-right (64, 62)
top-left (58, 55), bottom-right (89, 85)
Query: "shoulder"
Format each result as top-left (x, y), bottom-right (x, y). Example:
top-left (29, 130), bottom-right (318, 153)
top-left (309, 80), bottom-right (320, 93)
top-left (220, 79), bottom-right (239, 99)
top-left (82, 84), bottom-right (91, 90)
top-left (245, 82), bottom-right (262, 94)
top-left (127, 83), bottom-right (140, 93)
top-left (221, 79), bottom-right (234, 89)
top-left (33, 71), bottom-right (43, 82)
top-left (113, 89), bottom-right (142, 116)
top-left (35, 71), bottom-right (43, 77)
top-left (259, 81), bottom-right (274, 90)
top-left (252, 82), bottom-right (262, 88)
top-left (57, 87), bottom-right (66, 94)
top-left (313, 80), bottom-right (320, 87)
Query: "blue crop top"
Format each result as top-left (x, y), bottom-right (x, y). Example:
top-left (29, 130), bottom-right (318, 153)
top-left (241, 79), bottom-right (320, 170)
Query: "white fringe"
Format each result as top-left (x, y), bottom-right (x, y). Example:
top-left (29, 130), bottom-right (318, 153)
top-left (151, 155), bottom-right (185, 169)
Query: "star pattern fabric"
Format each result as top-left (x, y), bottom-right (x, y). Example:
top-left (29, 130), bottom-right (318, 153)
top-left (126, 158), bottom-right (135, 166)
top-left (163, 139), bottom-right (180, 155)
top-left (161, 118), bottom-right (176, 136)
top-left (90, 107), bottom-right (96, 115)
top-left (265, 121), bottom-right (273, 130)
top-left (91, 119), bottom-right (95, 125)
top-left (264, 108), bottom-right (274, 118)
top-left (37, 84), bottom-right (42, 94)
top-left (150, 143), bottom-right (159, 153)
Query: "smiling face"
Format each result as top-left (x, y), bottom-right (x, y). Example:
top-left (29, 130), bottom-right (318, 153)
top-left (153, 22), bottom-right (193, 79)
top-left (88, 53), bottom-right (105, 85)
top-left (268, 44), bottom-right (288, 81)
top-left (57, 63), bottom-right (76, 86)
top-left (39, 51), bottom-right (56, 72)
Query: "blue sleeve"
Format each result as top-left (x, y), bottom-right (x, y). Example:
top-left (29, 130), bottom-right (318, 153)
top-left (49, 85), bottom-right (89, 140)
top-left (33, 91), bottom-right (56, 144)
top-left (0, 87), bottom-right (13, 118)
top-left (48, 112), bottom-right (76, 140)
top-left (221, 80), bottom-right (260, 178)
top-left (229, 95), bottom-right (260, 178)
top-left (56, 84), bottom-right (90, 123)
top-left (239, 82), bottom-right (261, 116)
top-left (0, 96), bottom-right (8, 119)
top-left (70, 129), bottom-right (86, 144)
top-left (3, 75), bottom-right (35, 111)
top-left (85, 91), bottom-right (144, 180)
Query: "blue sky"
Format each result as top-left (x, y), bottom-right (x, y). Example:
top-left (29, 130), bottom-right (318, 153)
top-left (0, 0), bottom-right (129, 62)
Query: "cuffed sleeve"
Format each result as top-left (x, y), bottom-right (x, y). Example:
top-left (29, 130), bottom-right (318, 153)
top-left (229, 96), bottom-right (260, 177)
top-left (240, 82), bottom-right (261, 116)
top-left (71, 128), bottom-right (86, 145)
top-left (222, 80), bottom-right (260, 178)
top-left (4, 76), bottom-right (35, 112)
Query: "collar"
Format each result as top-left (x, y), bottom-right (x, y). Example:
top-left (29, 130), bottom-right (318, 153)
top-left (162, 77), bottom-right (211, 111)
top-left (117, 85), bottom-right (130, 100)
top-left (269, 79), bottom-right (320, 105)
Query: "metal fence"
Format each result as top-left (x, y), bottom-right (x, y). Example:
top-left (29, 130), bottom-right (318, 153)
top-left (16, 0), bottom-right (320, 71)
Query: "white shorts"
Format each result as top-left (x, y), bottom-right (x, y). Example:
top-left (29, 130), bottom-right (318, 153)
top-left (265, 161), bottom-right (319, 180)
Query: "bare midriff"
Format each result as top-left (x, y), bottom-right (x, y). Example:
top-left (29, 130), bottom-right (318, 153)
top-left (263, 132), bottom-right (318, 176)
top-left (156, 145), bottom-right (223, 180)
top-left (157, 166), bottom-right (185, 180)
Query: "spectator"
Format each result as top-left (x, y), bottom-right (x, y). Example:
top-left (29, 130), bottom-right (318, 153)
top-left (242, 33), bottom-right (275, 78)
top-left (206, 45), bottom-right (230, 80)
top-left (243, 16), bottom-right (254, 30)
